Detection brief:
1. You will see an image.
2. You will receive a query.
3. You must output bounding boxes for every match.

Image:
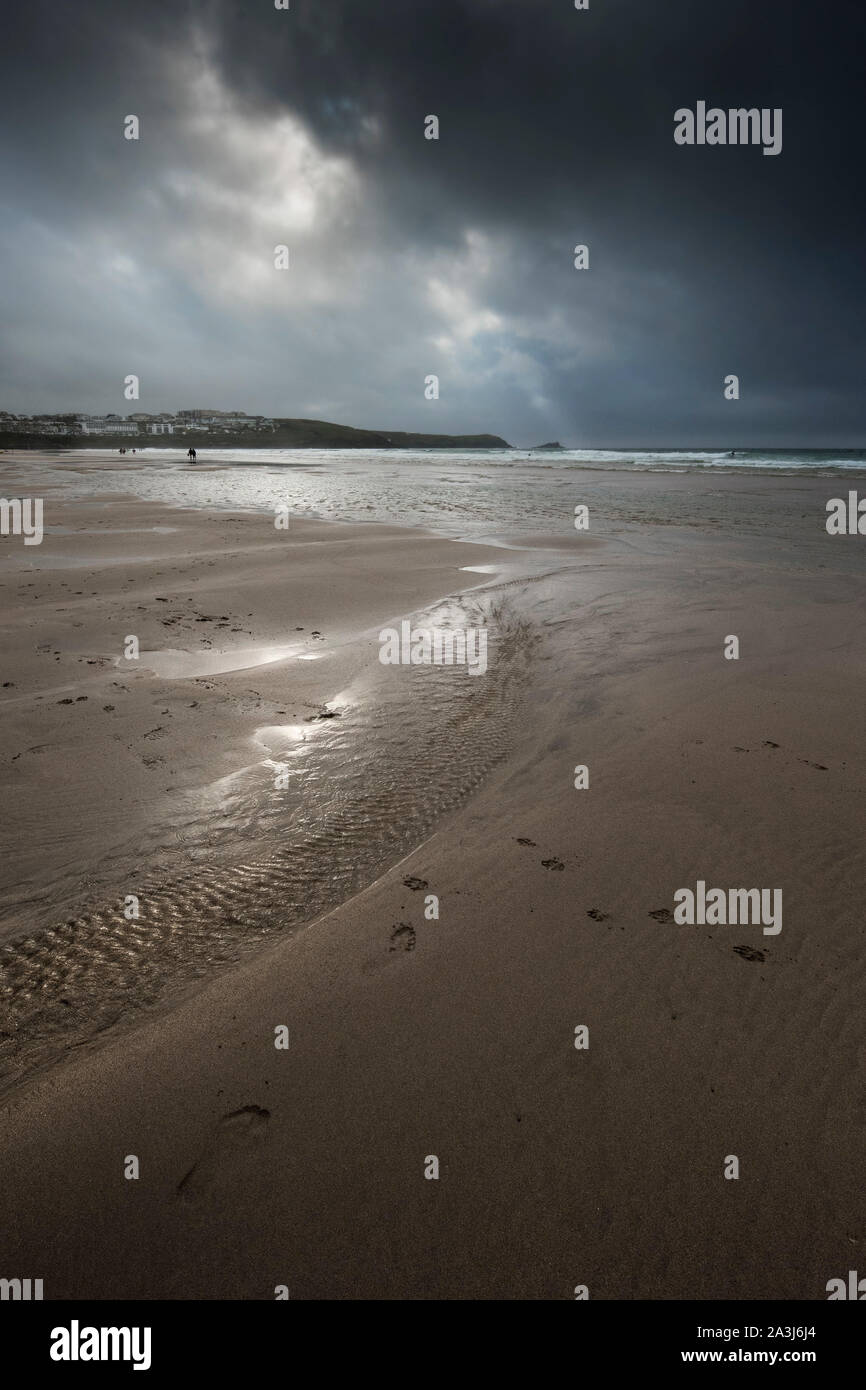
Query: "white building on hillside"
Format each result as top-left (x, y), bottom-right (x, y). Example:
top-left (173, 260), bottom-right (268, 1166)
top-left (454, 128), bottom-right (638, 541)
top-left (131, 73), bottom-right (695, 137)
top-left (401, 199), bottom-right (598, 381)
top-left (79, 416), bottom-right (139, 436)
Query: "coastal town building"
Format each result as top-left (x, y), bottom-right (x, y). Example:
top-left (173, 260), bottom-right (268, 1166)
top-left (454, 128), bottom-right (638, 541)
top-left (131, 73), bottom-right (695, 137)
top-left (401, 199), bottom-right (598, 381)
top-left (0, 410), bottom-right (277, 437)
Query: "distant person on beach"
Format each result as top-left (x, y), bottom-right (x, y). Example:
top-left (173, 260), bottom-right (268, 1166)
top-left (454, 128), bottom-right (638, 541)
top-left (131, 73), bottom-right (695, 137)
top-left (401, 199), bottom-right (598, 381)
top-left (188, 447), bottom-right (197, 462)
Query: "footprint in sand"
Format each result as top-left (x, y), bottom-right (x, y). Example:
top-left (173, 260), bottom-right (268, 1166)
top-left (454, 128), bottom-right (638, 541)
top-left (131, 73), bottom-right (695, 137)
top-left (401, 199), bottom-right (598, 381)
top-left (733, 945), bottom-right (766, 963)
top-left (403, 876), bottom-right (428, 891)
top-left (515, 837), bottom-right (537, 847)
top-left (541, 857), bottom-right (565, 871)
top-left (389, 922), bottom-right (416, 953)
top-left (648, 908), bottom-right (675, 923)
top-left (587, 909), bottom-right (610, 922)
top-left (177, 1105), bottom-right (271, 1204)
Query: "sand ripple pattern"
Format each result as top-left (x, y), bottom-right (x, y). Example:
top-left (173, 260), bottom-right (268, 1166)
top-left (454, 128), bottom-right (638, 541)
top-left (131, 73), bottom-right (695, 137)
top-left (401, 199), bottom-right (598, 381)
top-left (0, 595), bottom-right (537, 1093)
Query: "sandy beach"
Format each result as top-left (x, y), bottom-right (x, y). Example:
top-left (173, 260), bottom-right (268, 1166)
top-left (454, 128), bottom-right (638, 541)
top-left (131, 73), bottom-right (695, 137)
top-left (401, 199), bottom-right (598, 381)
top-left (0, 452), bottom-right (864, 1299)
top-left (5, 0), bottom-right (866, 1337)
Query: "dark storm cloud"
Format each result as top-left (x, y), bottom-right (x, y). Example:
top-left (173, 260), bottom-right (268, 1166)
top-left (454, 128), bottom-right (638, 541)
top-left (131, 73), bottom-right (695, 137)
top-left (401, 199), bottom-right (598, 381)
top-left (1, 0), bottom-right (864, 444)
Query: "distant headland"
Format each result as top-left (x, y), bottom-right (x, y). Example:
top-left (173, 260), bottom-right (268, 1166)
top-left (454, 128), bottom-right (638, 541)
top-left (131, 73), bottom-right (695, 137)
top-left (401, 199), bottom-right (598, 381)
top-left (0, 409), bottom-right (510, 451)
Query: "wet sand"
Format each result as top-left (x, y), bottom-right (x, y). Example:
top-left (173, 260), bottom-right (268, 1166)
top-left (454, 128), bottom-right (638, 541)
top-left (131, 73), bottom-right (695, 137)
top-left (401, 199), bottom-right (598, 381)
top-left (0, 461), bottom-right (864, 1298)
top-left (1, 495), bottom-right (515, 934)
top-left (1, 489), bottom-right (535, 1090)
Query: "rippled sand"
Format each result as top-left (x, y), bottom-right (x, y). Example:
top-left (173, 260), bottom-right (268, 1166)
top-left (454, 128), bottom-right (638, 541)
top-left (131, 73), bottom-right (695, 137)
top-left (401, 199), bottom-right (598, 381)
top-left (1, 456), bottom-right (864, 1300)
top-left (0, 484), bottom-right (541, 1091)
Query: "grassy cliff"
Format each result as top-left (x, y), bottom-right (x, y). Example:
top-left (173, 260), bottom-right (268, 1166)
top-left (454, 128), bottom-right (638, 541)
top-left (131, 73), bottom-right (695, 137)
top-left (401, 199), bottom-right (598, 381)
top-left (1, 418), bottom-right (511, 451)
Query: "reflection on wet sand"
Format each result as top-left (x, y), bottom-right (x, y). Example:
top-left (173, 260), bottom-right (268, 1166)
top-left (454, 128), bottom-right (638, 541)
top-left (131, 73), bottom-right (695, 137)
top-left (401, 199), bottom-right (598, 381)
top-left (0, 591), bottom-right (537, 1095)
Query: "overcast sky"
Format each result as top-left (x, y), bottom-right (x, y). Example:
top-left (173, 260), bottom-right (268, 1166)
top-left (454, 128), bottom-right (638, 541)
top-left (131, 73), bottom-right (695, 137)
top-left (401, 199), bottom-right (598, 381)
top-left (1, 0), bottom-right (864, 446)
